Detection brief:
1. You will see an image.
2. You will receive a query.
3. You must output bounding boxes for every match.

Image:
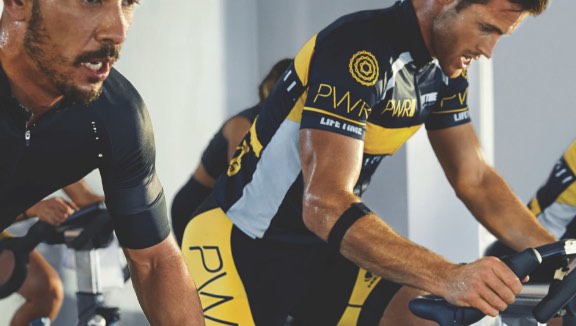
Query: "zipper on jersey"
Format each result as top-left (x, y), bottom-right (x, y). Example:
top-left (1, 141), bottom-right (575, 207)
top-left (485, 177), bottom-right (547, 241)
top-left (24, 122), bottom-right (31, 147)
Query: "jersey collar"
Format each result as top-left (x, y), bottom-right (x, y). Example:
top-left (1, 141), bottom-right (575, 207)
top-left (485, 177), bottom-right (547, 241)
top-left (397, 0), bottom-right (433, 67)
top-left (0, 66), bottom-right (24, 112)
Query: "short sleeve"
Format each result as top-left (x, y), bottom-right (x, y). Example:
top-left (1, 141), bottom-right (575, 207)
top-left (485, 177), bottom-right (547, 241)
top-left (425, 71), bottom-right (471, 130)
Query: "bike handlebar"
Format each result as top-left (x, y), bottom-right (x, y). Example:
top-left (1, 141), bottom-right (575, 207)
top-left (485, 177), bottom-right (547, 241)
top-left (0, 202), bottom-right (109, 299)
top-left (533, 266), bottom-right (576, 322)
top-left (409, 248), bottom-right (542, 326)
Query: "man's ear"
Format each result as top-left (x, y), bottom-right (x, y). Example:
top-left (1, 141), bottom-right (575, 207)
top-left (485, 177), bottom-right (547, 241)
top-left (3, 0), bottom-right (28, 22)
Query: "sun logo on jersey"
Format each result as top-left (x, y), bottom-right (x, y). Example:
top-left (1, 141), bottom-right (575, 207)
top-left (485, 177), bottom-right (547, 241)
top-left (349, 51), bottom-right (379, 87)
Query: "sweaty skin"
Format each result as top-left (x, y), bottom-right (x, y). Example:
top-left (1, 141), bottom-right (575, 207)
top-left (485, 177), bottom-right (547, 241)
top-left (300, 1), bottom-right (554, 318)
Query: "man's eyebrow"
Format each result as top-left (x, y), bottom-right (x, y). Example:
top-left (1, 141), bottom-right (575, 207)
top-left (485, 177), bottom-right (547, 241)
top-left (481, 22), bottom-right (506, 35)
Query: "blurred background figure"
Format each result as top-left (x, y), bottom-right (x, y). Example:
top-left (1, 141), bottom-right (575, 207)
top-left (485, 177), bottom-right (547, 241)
top-left (0, 180), bottom-right (103, 326)
top-left (171, 58), bottom-right (292, 246)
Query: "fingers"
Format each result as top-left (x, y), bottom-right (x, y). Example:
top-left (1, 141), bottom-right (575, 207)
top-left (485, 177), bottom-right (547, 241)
top-left (68, 200), bottom-right (80, 211)
top-left (444, 257), bottom-right (522, 317)
top-left (36, 198), bottom-right (78, 225)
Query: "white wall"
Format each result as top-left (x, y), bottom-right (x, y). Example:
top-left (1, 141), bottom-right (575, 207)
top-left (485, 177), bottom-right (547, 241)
top-left (492, 1), bottom-right (576, 202)
top-left (116, 0), bottom-right (228, 206)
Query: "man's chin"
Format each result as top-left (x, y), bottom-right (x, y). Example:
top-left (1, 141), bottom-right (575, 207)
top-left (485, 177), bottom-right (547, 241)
top-left (439, 62), bottom-right (462, 79)
top-left (448, 68), bottom-right (463, 79)
top-left (64, 85), bottom-right (103, 106)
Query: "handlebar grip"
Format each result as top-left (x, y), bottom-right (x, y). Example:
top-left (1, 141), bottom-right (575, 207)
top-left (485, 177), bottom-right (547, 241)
top-left (0, 203), bottom-right (106, 299)
top-left (502, 248), bottom-right (542, 280)
top-left (409, 248), bottom-right (542, 326)
top-left (533, 269), bottom-right (576, 323)
top-left (409, 296), bottom-right (485, 325)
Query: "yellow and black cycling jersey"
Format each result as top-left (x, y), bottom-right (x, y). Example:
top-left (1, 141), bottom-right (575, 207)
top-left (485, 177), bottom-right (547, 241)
top-left (215, 0), bottom-right (470, 244)
top-left (529, 139), bottom-right (576, 238)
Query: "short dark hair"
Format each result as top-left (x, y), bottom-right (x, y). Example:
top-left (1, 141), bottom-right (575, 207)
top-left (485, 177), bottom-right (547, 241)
top-left (456, 0), bottom-right (549, 16)
top-left (258, 58), bottom-right (292, 103)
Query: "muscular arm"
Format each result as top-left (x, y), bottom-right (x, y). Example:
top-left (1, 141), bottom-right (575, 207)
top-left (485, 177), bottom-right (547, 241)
top-left (124, 236), bottom-right (204, 325)
top-left (300, 129), bottom-right (520, 316)
top-left (301, 129), bottom-right (453, 291)
top-left (428, 123), bottom-right (556, 251)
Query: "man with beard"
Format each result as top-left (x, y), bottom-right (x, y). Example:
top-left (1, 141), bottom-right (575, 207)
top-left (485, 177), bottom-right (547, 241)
top-left (181, 0), bottom-right (556, 324)
top-left (0, 1), bottom-right (204, 325)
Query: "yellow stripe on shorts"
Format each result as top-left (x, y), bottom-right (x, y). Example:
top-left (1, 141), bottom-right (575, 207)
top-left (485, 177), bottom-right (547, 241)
top-left (337, 268), bottom-right (382, 325)
top-left (182, 208), bottom-right (256, 326)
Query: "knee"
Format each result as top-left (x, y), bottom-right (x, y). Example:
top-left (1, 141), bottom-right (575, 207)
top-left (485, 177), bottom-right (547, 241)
top-left (28, 270), bottom-right (64, 311)
top-left (40, 273), bottom-right (64, 308)
top-left (21, 256), bottom-right (64, 315)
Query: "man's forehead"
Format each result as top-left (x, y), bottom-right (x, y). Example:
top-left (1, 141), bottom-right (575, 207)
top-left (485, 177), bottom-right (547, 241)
top-left (479, 1), bottom-right (529, 34)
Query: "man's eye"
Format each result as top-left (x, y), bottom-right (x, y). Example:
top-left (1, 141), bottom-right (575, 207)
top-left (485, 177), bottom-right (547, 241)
top-left (480, 24), bottom-right (493, 33)
top-left (83, 0), bottom-right (102, 4)
top-left (122, 0), bottom-right (141, 6)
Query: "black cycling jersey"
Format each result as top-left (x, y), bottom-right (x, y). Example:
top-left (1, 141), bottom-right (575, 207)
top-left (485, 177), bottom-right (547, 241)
top-left (529, 139), bottom-right (576, 238)
top-left (0, 67), bottom-right (170, 249)
top-left (215, 0), bottom-right (470, 244)
top-left (201, 104), bottom-right (262, 179)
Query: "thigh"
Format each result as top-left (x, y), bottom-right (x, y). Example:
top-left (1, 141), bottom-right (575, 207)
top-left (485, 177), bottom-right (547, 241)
top-left (182, 207), bottom-right (328, 326)
top-left (291, 252), bottom-right (401, 326)
top-left (183, 207), bottom-right (255, 325)
top-left (17, 250), bottom-right (61, 299)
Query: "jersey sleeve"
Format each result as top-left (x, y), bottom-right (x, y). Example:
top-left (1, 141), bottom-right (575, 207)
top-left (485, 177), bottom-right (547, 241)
top-left (425, 71), bottom-right (471, 130)
top-left (97, 79), bottom-right (170, 249)
top-left (300, 33), bottom-right (381, 140)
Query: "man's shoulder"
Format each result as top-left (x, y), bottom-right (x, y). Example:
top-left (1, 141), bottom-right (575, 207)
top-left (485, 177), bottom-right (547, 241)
top-left (90, 69), bottom-right (151, 137)
top-left (95, 68), bottom-right (145, 114)
top-left (317, 3), bottom-right (400, 43)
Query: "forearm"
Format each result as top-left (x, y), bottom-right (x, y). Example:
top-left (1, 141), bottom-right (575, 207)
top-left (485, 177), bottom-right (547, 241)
top-left (341, 213), bottom-right (456, 296)
top-left (458, 167), bottom-right (556, 251)
top-left (127, 241), bottom-right (204, 325)
top-left (304, 195), bottom-right (456, 297)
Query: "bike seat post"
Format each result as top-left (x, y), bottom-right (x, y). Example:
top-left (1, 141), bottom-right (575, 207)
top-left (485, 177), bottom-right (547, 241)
top-left (75, 249), bottom-right (105, 326)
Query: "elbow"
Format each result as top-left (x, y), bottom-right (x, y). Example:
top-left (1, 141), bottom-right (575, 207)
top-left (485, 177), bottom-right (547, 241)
top-left (302, 190), bottom-right (352, 240)
top-left (302, 195), bottom-right (325, 237)
top-left (451, 167), bottom-right (491, 202)
top-left (302, 194), bottom-right (331, 240)
top-left (452, 178), bottom-right (478, 202)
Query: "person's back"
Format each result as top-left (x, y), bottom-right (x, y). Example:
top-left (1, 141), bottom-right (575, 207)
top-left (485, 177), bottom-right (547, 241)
top-left (171, 59), bottom-right (292, 245)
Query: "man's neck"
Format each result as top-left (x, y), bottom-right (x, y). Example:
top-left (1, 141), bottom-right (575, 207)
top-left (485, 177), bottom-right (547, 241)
top-left (412, 0), bottom-right (440, 59)
top-left (0, 55), bottom-right (64, 117)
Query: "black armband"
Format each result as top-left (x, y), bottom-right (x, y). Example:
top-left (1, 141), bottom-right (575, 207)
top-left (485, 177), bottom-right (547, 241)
top-left (327, 202), bottom-right (371, 252)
